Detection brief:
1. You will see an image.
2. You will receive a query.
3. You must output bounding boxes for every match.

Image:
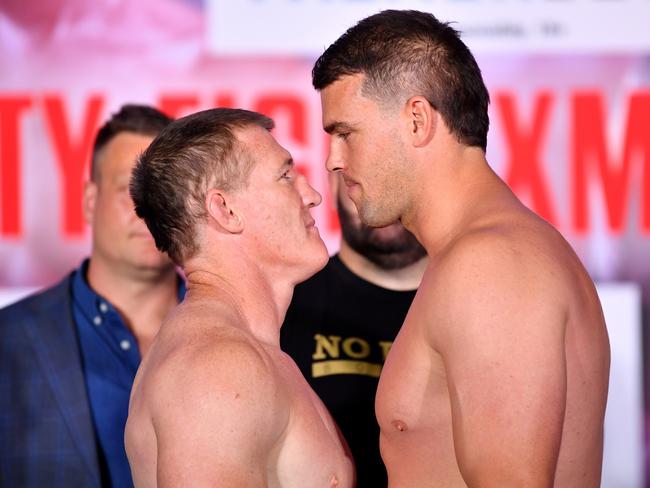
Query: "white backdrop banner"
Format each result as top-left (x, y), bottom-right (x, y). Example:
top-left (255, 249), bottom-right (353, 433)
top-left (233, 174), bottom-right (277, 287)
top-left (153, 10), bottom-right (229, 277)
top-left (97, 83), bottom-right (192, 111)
top-left (207, 0), bottom-right (650, 55)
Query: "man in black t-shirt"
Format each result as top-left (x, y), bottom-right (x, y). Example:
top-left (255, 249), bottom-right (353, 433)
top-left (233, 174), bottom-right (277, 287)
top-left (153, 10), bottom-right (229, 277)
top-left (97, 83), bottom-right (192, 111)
top-left (281, 173), bottom-right (427, 488)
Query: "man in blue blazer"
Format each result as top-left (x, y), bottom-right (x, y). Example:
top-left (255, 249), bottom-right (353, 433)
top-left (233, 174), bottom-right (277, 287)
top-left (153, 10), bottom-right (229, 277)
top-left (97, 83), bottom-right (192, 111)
top-left (0, 105), bottom-right (184, 487)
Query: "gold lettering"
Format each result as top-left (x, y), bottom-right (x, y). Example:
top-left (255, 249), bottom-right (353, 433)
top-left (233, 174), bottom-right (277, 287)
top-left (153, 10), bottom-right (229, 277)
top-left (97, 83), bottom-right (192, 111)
top-left (342, 337), bottom-right (370, 359)
top-left (312, 334), bottom-right (342, 360)
top-left (378, 341), bottom-right (393, 361)
top-left (312, 360), bottom-right (382, 378)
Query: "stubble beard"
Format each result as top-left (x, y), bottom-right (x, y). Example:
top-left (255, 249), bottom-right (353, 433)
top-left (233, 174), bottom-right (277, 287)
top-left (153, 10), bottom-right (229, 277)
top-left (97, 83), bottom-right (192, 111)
top-left (338, 194), bottom-right (426, 270)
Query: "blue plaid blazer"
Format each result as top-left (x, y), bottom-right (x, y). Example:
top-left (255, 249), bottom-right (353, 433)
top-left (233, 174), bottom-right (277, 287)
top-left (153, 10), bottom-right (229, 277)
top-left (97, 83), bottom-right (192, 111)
top-left (0, 274), bottom-right (102, 487)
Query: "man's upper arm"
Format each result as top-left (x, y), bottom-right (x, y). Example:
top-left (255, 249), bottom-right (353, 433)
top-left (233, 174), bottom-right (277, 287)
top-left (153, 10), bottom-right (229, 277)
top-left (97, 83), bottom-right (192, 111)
top-left (435, 238), bottom-right (567, 487)
top-left (151, 340), bottom-right (289, 487)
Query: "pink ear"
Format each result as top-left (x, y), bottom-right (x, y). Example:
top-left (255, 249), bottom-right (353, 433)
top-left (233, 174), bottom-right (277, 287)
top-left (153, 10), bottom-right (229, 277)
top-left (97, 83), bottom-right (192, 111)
top-left (82, 181), bottom-right (98, 226)
top-left (206, 189), bottom-right (243, 234)
top-left (407, 97), bottom-right (436, 148)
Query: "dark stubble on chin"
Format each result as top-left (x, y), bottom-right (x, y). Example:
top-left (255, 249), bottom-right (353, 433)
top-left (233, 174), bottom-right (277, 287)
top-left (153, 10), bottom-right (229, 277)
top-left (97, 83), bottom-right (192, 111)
top-left (337, 194), bottom-right (427, 270)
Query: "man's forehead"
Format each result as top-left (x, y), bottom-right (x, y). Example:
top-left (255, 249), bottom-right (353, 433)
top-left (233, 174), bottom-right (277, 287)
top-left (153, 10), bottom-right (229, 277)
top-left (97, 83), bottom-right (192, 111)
top-left (236, 125), bottom-right (292, 166)
top-left (325, 72), bottom-right (365, 94)
top-left (320, 74), bottom-right (370, 125)
top-left (102, 131), bottom-right (153, 157)
top-left (96, 131), bottom-right (154, 177)
top-left (234, 124), bottom-right (274, 148)
top-left (322, 74), bottom-right (364, 103)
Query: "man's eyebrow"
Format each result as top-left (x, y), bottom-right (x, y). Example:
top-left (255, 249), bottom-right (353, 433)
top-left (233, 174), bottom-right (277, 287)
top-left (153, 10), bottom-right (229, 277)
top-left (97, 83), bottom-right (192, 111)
top-left (278, 157), bottom-right (294, 173)
top-left (324, 122), bottom-right (354, 135)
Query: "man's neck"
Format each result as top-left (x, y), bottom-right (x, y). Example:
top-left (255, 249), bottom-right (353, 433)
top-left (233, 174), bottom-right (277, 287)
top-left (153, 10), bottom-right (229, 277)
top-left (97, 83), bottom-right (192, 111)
top-left (403, 147), bottom-right (513, 256)
top-left (183, 255), bottom-right (294, 348)
top-left (338, 241), bottom-right (427, 291)
top-left (86, 256), bottom-right (179, 349)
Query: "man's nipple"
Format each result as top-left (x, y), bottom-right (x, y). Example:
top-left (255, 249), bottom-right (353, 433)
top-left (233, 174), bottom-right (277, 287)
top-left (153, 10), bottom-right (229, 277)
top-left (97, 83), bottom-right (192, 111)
top-left (391, 419), bottom-right (408, 432)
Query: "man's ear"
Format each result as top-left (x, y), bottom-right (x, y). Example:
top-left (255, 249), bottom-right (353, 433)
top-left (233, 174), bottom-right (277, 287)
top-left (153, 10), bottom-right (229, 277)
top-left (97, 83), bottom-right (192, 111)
top-left (403, 96), bottom-right (436, 147)
top-left (83, 181), bottom-right (97, 225)
top-left (206, 189), bottom-right (243, 234)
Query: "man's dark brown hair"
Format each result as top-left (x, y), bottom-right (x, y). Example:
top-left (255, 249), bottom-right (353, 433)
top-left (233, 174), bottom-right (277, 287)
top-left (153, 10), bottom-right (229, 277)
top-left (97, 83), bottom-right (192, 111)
top-left (312, 9), bottom-right (490, 151)
top-left (92, 104), bottom-right (172, 181)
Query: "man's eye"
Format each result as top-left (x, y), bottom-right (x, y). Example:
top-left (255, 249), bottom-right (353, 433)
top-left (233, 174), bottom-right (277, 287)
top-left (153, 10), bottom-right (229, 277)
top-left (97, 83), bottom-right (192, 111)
top-left (281, 170), bottom-right (294, 180)
top-left (337, 132), bottom-right (350, 141)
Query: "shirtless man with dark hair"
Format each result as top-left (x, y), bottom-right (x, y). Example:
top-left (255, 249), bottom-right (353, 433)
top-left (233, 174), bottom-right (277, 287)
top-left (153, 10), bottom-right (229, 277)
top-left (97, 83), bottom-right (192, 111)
top-left (313, 9), bottom-right (610, 487)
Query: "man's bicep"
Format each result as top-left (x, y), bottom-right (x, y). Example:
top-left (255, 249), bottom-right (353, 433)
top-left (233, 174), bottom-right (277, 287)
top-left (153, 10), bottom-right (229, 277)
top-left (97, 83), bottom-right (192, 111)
top-left (156, 433), bottom-right (267, 488)
top-left (439, 253), bottom-right (567, 486)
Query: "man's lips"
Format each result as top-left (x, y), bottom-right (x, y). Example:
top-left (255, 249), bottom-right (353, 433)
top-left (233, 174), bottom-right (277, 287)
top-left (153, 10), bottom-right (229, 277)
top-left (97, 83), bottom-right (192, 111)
top-left (342, 175), bottom-right (358, 188)
top-left (342, 176), bottom-right (360, 201)
top-left (304, 217), bottom-right (316, 228)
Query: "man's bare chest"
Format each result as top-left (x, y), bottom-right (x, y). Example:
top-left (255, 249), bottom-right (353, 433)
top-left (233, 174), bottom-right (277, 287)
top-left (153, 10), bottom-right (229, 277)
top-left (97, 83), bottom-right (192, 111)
top-left (375, 312), bottom-right (451, 437)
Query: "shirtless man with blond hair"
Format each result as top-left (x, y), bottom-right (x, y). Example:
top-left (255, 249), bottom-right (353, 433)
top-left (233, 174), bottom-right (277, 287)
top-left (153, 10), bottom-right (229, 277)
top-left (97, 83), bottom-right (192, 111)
top-left (125, 108), bottom-right (353, 487)
top-left (313, 9), bottom-right (610, 487)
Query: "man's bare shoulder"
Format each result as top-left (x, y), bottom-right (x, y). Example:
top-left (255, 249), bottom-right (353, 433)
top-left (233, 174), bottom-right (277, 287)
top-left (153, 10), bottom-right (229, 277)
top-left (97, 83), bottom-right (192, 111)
top-left (160, 298), bottom-right (267, 351)
top-left (404, 213), bottom-right (604, 485)
top-left (422, 214), bottom-right (575, 347)
top-left (130, 299), bottom-right (292, 486)
top-left (144, 300), bottom-right (290, 432)
top-left (433, 213), bottom-right (576, 296)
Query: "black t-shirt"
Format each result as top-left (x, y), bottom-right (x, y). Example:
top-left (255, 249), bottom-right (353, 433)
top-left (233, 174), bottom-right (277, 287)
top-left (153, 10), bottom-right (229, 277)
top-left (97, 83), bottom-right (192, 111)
top-left (281, 255), bottom-right (416, 488)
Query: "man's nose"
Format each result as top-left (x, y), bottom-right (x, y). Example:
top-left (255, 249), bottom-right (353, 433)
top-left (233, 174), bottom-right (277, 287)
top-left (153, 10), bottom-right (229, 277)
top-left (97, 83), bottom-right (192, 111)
top-left (325, 142), bottom-right (345, 173)
top-left (299, 176), bottom-right (322, 208)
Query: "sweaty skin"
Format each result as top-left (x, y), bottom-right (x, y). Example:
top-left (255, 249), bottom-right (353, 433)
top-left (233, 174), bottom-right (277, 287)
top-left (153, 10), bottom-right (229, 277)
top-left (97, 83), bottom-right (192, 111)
top-left (321, 73), bottom-right (610, 487)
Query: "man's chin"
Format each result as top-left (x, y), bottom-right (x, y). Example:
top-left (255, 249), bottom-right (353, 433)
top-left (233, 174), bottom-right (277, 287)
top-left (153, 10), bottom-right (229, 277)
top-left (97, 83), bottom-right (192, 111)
top-left (129, 252), bottom-right (174, 272)
top-left (358, 207), bottom-right (399, 229)
top-left (296, 244), bottom-right (329, 284)
top-left (311, 239), bottom-right (330, 270)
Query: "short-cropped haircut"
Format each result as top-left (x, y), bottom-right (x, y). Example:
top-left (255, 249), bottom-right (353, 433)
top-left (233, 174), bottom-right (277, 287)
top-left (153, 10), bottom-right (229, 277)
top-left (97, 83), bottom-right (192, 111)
top-left (130, 108), bottom-right (274, 265)
top-left (312, 9), bottom-right (490, 151)
top-left (91, 104), bottom-right (172, 181)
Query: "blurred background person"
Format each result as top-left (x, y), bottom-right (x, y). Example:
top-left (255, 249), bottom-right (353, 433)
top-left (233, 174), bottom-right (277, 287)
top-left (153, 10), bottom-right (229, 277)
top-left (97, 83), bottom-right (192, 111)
top-left (0, 105), bottom-right (184, 488)
top-left (281, 172), bottom-right (427, 487)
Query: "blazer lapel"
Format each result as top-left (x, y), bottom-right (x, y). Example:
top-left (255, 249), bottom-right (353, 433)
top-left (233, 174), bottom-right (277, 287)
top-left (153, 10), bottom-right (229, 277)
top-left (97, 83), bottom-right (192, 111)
top-left (24, 279), bottom-right (101, 487)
